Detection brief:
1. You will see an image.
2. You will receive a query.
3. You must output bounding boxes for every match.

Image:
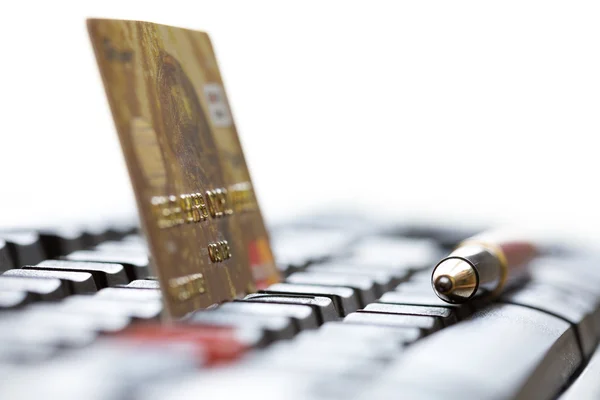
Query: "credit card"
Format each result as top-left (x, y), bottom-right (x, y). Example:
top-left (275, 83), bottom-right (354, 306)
top-left (88, 19), bottom-right (280, 319)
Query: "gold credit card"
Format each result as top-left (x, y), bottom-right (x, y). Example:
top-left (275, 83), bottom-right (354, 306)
top-left (88, 19), bottom-right (280, 319)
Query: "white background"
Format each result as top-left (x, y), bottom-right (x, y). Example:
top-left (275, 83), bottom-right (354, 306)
top-left (0, 1), bottom-right (599, 244)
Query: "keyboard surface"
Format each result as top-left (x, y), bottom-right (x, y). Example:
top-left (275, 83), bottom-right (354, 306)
top-left (0, 217), bottom-right (599, 400)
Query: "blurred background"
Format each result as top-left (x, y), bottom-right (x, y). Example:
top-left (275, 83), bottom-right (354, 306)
top-left (1, 1), bottom-right (599, 243)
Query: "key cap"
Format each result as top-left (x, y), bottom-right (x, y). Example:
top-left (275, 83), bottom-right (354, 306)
top-left (0, 341), bottom-right (58, 364)
top-left (217, 301), bottom-right (319, 331)
top-left (401, 224), bottom-right (482, 250)
top-left (379, 291), bottom-right (471, 320)
top-left (243, 293), bottom-right (338, 324)
top-left (319, 321), bottom-right (423, 345)
top-left (294, 330), bottom-right (403, 359)
top-left (529, 257), bottom-right (600, 298)
top-left (114, 323), bottom-right (259, 365)
top-left (271, 228), bottom-right (354, 270)
top-left (560, 344), bottom-right (600, 399)
top-left (0, 311), bottom-right (99, 348)
top-left (0, 232), bottom-right (46, 266)
top-left (345, 312), bottom-right (440, 334)
top-left (368, 304), bottom-right (582, 400)
top-left (347, 237), bottom-right (441, 272)
top-left (123, 279), bottom-right (159, 289)
top-left (501, 283), bottom-right (599, 357)
top-left (262, 283), bottom-right (359, 317)
top-left (65, 250), bottom-right (149, 280)
top-left (95, 240), bottom-right (147, 253)
top-left (286, 272), bottom-right (379, 306)
top-left (3, 268), bottom-right (96, 294)
top-left (122, 234), bottom-right (146, 245)
top-left (81, 224), bottom-right (111, 247)
top-left (364, 303), bottom-right (457, 327)
top-left (38, 228), bottom-right (87, 259)
top-left (0, 239), bottom-right (14, 273)
top-left (306, 262), bottom-right (400, 295)
top-left (96, 287), bottom-right (161, 302)
top-left (61, 295), bottom-right (162, 320)
top-left (0, 291), bottom-right (30, 310)
top-left (0, 275), bottom-right (66, 301)
top-left (26, 303), bottom-right (131, 333)
top-left (394, 279), bottom-right (437, 293)
top-left (29, 259), bottom-right (129, 288)
top-left (187, 311), bottom-right (295, 343)
top-left (250, 341), bottom-right (386, 378)
top-left (0, 342), bottom-right (196, 400)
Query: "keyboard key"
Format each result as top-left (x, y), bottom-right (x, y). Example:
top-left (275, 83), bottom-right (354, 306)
top-left (114, 323), bottom-right (257, 365)
top-left (344, 312), bottom-right (440, 334)
top-left (401, 224), bottom-right (482, 250)
top-left (38, 228), bottom-right (87, 259)
top-left (368, 304), bottom-right (581, 400)
top-left (0, 239), bottom-right (14, 273)
top-left (0, 291), bottom-right (30, 310)
top-left (249, 340), bottom-right (387, 378)
top-left (96, 287), bottom-right (161, 302)
top-left (270, 228), bottom-right (354, 270)
top-left (379, 291), bottom-right (471, 320)
top-left (218, 301), bottom-right (319, 331)
top-left (501, 283), bottom-right (599, 357)
top-left (29, 259), bottom-right (129, 288)
top-left (560, 344), bottom-right (600, 399)
top-left (0, 311), bottom-right (99, 348)
top-left (123, 279), bottom-right (159, 289)
top-left (26, 303), bottom-right (131, 333)
top-left (3, 269), bottom-right (97, 294)
top-left (286, 272), bottom-right (379, 306)
top-left (81, 224), bottom-right (111, 246)
top-left (0, 275), bottom-right (67, 301)
top-left (0, 342), bottom-right (196, 399)
top-left (96, 240), bottom-right (148, 253)
top-left (262, 283), bottom-right (359, 317)
top-left (61, 295), bottom-right (162, 320)
top-left (292, 330), bottom-right (403, 360)
top-left (187, 311), bottom-right (295, 343)
top-left (394, 279), bottom-right (436, 293)
top-left (347, 237), bottom-right (441, 272)
top-left (0, 341), bottom-right (58, 364)
top-left (306, 262), bottom-right (400, 295)
top-left (319, 321), bottom-right (423, 345)
top-left (243, 293), bottom-right (338, 324)
top-left (364, 303), bottom-right (457, 327)
top-left (0, 231), bottom-right (46, 266)
top-left (65, 250), bottom-right (149, 280)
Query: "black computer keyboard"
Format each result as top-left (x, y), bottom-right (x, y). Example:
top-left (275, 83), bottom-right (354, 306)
top-left (1, 216), bottom-right (599, 400)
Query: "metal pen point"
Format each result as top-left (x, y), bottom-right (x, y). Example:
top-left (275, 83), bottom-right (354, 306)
top-left (431, 257), bottom-right (479, 303)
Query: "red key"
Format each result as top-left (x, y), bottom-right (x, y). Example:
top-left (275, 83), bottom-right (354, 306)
top-left (111, 323), bottom-right (249, 366)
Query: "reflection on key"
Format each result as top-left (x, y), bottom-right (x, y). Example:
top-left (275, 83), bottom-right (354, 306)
top-left (345, 312), bottom-right (440, 334)
top-left (217, 302), bottom-right (319, 331)
top-left (0, 276), bottom-right (67, 301)
top-left (364, 303), bottom-right (457, 327)
top-left (4, 269), bottom-right (97, 294)
top-left (65, 250), bottom-right (149, 280)
top-left (243, 293), bottom-right (339, 324)
top-left (30, 260), bottom-right (129, 288)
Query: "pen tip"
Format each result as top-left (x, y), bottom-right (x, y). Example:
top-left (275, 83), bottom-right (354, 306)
top-left (434, 275), bottom-right (453, 294)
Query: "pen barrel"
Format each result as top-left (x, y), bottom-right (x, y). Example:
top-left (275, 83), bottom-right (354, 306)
top-left (460, 234), bottom-right (537, 294)
top-left (446, 244), bottom-right (504, 294)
